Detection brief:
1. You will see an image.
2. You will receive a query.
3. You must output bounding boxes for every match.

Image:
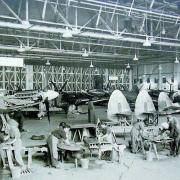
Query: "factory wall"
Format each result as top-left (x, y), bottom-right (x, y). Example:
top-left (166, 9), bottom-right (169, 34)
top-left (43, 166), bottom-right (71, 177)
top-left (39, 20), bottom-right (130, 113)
top-left (30, 65), bottom-right (131, 91)
top-left (0, 65), bottom-right (131, 92)
top-left (133, 63), bottom-right (180, 91)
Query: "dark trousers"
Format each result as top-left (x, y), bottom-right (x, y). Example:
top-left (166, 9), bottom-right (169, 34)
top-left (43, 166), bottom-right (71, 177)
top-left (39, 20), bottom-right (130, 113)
top-left (170, 138), bottom-right (180, 156)
top-left (16, 118), bottom-right (23, 132)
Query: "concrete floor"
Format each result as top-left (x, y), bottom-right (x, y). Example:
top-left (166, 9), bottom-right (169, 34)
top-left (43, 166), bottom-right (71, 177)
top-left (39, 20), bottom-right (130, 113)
top-left (0, 106), bottom-right (180, 180)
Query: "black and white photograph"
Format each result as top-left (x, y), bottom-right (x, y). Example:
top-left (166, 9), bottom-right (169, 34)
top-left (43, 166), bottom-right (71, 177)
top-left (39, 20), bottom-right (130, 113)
top-left (0, 0), bottom-right (180, 180)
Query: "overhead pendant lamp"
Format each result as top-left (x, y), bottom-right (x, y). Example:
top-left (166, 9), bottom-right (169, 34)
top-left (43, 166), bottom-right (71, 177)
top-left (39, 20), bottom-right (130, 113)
top-left (46, 60), bottom-right (50, 66)
top-left (133, 53), bottom-right (138, 61)
top-left (82, 48), bottom-right (89, 57)
top-left (162, 20), bottom-right (166, 35)
top-left (174, 57), bottom-right (179, 64)
top-left (126, 63), bottom-right (130, 69)
top-left (17, 43), bottom-right (26, 52)
top-left (143, 35), bottom-right (151, 47)
top-left (62, 27), bottom-right (73, 38)
top-left (89, 61), bottom-right (94, 68)
top-left (162, 28), bottom-right (166, 35)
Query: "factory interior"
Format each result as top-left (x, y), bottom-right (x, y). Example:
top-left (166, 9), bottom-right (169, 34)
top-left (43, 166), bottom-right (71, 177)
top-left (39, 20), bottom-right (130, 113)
top-left (0, 0), bottom-right (180, 180)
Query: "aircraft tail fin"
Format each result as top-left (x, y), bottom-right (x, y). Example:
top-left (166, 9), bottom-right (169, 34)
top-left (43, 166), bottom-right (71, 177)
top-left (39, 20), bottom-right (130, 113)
top-left (158, 92), bottom-right (173, 112)
top-left (107, 90), bottom-right (132, 122)
top-left (135, 90), bottom-right (155, 115)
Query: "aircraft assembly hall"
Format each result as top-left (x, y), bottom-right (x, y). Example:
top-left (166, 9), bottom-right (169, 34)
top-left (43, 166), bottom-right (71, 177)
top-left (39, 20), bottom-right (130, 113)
top-left (0, 0), bottom-right (180, 180)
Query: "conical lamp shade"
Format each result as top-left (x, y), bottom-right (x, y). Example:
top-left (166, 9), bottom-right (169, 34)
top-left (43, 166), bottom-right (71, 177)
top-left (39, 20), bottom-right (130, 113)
top-left (126, 63), bottom-right (130, 68)
top-left (82, 49), bottom-right (89, 57)
top-left (133, 53), bottom-right (138, 61)
top-left (90, 61), bottom-right (94, 68)
top-left (62, 27), bottom-right (72, 38)
top-left (143, 36), bottom-right (151, 47)
top-left (174, 57), bottom-right (179, 64)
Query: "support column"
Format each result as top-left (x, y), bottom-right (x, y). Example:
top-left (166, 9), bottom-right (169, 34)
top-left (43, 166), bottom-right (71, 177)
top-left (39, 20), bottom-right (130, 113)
top-left (26, 65), bottom-right (33, 90)
top-left (43, 66), bottom-right (48, 90)
top-left (143, 65), bottom-right (147, 83)
top-left (174, 63), bottom-right (180, 90)
top-left (129, 69), bottom-right (132, 91)
top-left (158, 64), bottom-right (162, 90)
top-left (2, 67), bottom-right (5, 89)
top-left (105, 68), bottom-right (109, 87)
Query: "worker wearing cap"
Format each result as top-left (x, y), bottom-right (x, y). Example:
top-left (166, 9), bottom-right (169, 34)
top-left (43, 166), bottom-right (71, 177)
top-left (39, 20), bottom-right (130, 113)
top-left (167, 116), bottom-right (180, 156)
top-left (98, 125), bottom-right (113, 144)
top-left (159, 116), bottom-right (180, 156)
top-left (47, 122), bottom-right (70, 168)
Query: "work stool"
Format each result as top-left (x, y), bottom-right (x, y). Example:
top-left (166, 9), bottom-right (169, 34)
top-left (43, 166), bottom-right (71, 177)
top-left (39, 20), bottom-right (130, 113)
top-left (25, 145), bottom-right (49, 168)
top-left (129, 139), bottom-right (144, 154)
top-left (98, 144), bottom-right (113, 160)
top-left (57, 149), bottom-right (79, 168)
top-left (1, 145), bottom-right (15, 169)
top-left (116, 144), bottom-right (126, 163)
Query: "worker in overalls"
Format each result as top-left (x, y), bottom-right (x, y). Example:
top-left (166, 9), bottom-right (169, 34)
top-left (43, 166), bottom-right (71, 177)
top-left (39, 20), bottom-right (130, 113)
top-left (130, 116), bottom-right (145, 154)
top-left (167, 116), bottom-right (180, 156)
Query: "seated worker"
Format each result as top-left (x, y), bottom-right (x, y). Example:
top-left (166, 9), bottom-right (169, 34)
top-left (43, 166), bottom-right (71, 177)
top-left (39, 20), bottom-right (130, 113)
top-left (8, 120), bottom-right (25, 168)
top-left (98, 126), bottom-right (113, 143)
top-left (0, 115), bottom-right (30, 176)
top-left (96, 125), bottom-right (114, 160)
top-left (130, 116), bottom-right (145, 154)
top-left (160, 116), bottom-right (180, 156)
top-left (47, 122), bottom-right (70, 168)
top-left (97, 125), bottom-right (126, 162)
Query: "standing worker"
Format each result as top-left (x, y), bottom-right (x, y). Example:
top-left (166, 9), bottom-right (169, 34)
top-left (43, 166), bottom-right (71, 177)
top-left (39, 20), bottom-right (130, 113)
top-left (130, 116), bottom-right (145, 154)
top-left (47, 122), bottom-right (70, 168)
top-left (44, 97), bottom-right (50, 124)
top-left (13, 110), bottom-right (24, 132)
top-left (167, 116), bottom-right (180, 156)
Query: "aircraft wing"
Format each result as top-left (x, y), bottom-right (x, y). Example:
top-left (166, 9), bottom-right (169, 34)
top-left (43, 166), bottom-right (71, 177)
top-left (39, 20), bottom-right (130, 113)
top-left (4, 98), bottom-right (35, 106)
top-left (162, 105), bottom-right (180, 111)
top-left (0, 96), bottom-right (39, 113)
top-left (6, 102), bottom-right (39, 111)
top-left (92, 98), bottom-right (109, 104)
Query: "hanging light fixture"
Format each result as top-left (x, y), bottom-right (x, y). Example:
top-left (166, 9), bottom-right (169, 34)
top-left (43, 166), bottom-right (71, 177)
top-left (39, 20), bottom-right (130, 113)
top-left (46, 60), bottom-right (50, 66)
top-left (162, 28), bottom-right (166, 35)
top-left (62, 27), bottom-right (73, 38)
top-left (17, 43), bottom-right (32, 52)
top-left (17, 43), bottom-right (26, 52)
top-left (174, 56), bottom-right (179, 64)
top-left (126, 63), bottom-right (130, 69)
top-left (143, 35), bottom-right (151, 47)
top-left (133, 53), bottom-right (138, 61)
top-left (89, 61), bottom-right (94, 68)
top-left (162, 19), bottom-right (166, 35)
top-left (23, 64), bottom-right (26, 69)
top-left (143, 15), bottom-right (151, 47)
top-left (82, 48), bottom-right (89, 57)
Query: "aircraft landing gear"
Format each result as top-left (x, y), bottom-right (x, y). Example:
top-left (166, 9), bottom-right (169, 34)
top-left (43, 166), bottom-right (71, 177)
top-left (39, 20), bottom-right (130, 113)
top-left (143, 113), bottom-right (159, 126)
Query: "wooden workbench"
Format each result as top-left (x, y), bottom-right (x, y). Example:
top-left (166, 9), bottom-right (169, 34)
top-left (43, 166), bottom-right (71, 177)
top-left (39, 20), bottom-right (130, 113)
top-left (69, 123), bottom-right (97, 142)
top-left (143, 136), bottom-right (173, 160)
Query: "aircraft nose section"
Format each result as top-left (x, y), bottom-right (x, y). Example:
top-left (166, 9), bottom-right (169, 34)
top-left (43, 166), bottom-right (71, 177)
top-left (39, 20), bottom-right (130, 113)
top-left (43, 90), bottom-right (59, 101)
